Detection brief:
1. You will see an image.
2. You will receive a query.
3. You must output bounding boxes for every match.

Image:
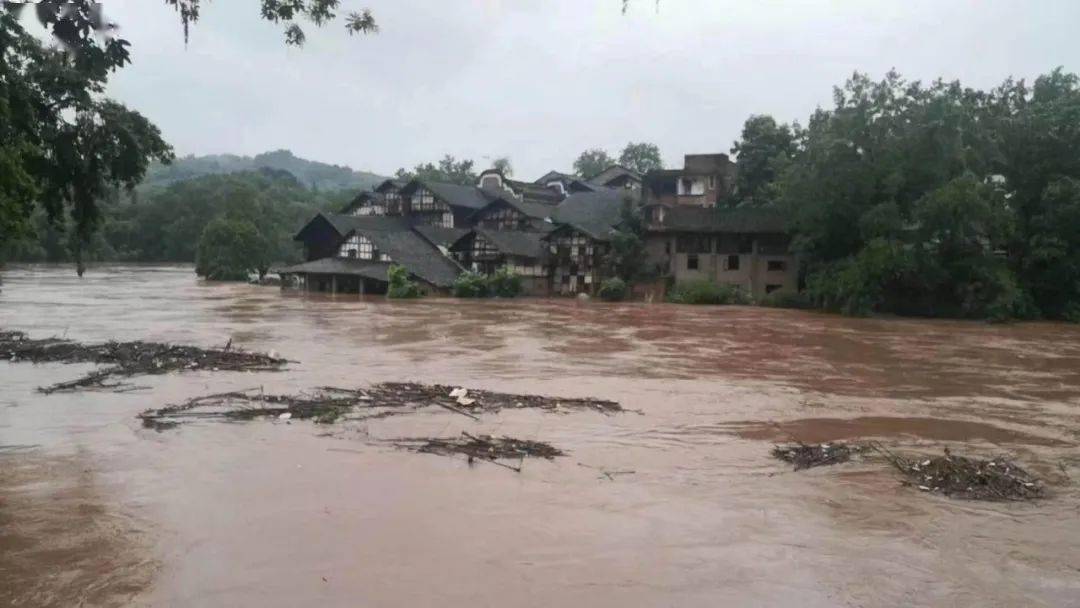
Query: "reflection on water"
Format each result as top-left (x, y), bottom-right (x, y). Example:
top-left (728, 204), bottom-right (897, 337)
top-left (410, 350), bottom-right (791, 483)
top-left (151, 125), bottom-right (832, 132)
top-left (2, 264), bottom-right (1080, 607)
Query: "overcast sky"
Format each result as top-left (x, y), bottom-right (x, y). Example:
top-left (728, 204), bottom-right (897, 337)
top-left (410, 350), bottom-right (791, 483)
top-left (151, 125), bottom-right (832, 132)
top-left (36, 1), bottom-right (1080, 179)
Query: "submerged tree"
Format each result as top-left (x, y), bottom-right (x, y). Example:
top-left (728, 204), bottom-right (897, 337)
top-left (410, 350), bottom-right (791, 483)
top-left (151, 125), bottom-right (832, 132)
top-left (195, 217), bottom-right (271, 281)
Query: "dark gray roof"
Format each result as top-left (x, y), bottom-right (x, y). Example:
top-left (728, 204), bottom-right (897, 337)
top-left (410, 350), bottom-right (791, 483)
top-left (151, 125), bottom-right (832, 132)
top-left (477, 229), bottom-right (547, 259)
top-left (308, 214), bottom-right (461, 286)
top-left (648, 206), bottom-right (789, 234)
top-left (551, 189), bottom-right (629, 240)
top-left (473, 196), bottom-right (556, 222)
top-left (535, 170), bottom-right (574, 185)
top-left (375, 178), bottom-right (408, 193)
top-left (365, 228), bottom-right (462, 287)
top-left (402, 180), bottom-right (492, 210)
top-left (414, 225), bottom-right (470, 249)
top-left (277, 258), bottom-right (391, 281)
top-left (588, 165), bottom-right (642, 187)
top-left (324, 214), bottom-right (411, 235)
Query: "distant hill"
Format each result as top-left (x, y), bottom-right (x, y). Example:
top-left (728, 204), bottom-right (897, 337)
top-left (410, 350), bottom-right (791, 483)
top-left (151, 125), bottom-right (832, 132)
top-left (141, 149), bottom-right (386, 193)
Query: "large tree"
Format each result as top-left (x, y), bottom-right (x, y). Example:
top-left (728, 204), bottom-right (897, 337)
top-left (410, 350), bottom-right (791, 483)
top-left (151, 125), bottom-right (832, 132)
top-left (0, 5), bottom-right (173, 274)
top-left (730, 115), bottom-right (796, 206)
top-left (573, 149), bottom-right (615, 180)
top-left (618, 142), bottom-right (663, 175)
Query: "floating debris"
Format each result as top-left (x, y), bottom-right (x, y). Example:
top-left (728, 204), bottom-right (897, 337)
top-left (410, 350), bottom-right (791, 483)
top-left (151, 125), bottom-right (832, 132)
top-left (138, 387), bottom-right (381, 430)
top-left (1, 328), bottom-right (288, 393)
top-left (138, 383), bottom-right (626, 430)
top-left (393, 432), bottom-right (565, 472)
top-left (364, 382), bottom-right (626, 415)
top-left (873, 444), bottom-right (1045, 501)
top-left (772, 442), bottom-right (861, 471)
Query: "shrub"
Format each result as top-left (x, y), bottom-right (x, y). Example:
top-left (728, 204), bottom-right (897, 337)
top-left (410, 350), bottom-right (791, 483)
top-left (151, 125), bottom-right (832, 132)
top-left (452, 271), bottom-right (489, 298)
top-left (667, 279), bottom-right (750, 305)
top-left (452, 267), bottom-right (522, 298)
top-left (487, 267), bottom-right (522, 298)
top-left (598, 277), bottom-right (628, 301)
top-left (387, 264), bottom-right (422, 299)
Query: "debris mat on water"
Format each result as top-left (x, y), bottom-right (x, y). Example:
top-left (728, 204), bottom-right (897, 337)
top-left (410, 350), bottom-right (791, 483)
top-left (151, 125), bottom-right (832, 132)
top-left (364, 382), bottom-right (626, 415)
top-left (772, 442), bottom-right (862, 471)
top-left (138, 387), bottom-right (375, 430)
top-left (393, 432), bottom-right (565, 472)
top-left (1, 329), bottom-right (287, 393)
top-left (872, 444), bottom-right (1045, 501)
top-left (138, 384), bottom-right (626, 430)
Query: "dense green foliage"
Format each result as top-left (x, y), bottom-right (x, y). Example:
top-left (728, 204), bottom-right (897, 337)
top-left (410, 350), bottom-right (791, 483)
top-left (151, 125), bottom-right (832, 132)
top-left (573, 149), bottom-right (616, 180)
top-left (730, 115), bottom-right (797, 206)
top-left (387, 264), bottom-right (422, 299)
top-left (451, 268), bottom-right (522, 298)
top-left (597, 277), bottom-right (629, 302)
top-left (618, 142), bottom-right (664, 175)
top-left (668, 280), bottom-right (751, 305)
top-left (0, 6), bottom-right (173, 274)
top-left (731, 69), bottom-right (1080, 321)
top-left (574, 142), bottom-right (663, 179)
top-left (2, 170), bottom-right (348, 266)
top-left (195, 217), bottom-right (269, 281)
top-left (603, 197), bottom-right (652, 282)
top-left (395, 155), bottom-right (478, 186)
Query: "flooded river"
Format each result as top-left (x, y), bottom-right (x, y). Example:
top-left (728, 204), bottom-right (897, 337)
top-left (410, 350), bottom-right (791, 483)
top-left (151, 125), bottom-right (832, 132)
top-left (2, 265), bottom-right (1080, 607)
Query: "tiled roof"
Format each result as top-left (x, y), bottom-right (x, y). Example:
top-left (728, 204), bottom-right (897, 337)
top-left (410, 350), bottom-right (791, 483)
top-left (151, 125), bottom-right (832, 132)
top-left (648, 206), bottom-right (789, 233)
top-left (551, 189), bottom-right (631, 240)
top-left (476, 229), bottom-right (547, 259)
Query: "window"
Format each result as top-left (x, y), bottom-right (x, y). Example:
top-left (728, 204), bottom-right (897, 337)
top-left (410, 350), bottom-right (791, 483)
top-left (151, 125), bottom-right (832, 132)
top-left (725, 254), bottom-right (740, 271)
top-left (687, 255), bottom-right (699, 270)
top-left (766, 284), bottom-right (782, 294)
top-left (346, 249), bottom-right (357, 258)
top-left (767, 260), bottom-right (786, 272)
top-left (708, 175), bottom-right (717, 189)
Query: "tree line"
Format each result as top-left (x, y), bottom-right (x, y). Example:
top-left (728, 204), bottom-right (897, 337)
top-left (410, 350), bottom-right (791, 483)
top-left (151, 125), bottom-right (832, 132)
top-left (727, 69), bottom-right (1080, 322)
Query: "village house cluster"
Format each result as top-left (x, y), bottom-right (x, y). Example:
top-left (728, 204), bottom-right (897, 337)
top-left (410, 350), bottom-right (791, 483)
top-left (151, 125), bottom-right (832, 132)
top-left (279, 153), bottom-right (798, 298)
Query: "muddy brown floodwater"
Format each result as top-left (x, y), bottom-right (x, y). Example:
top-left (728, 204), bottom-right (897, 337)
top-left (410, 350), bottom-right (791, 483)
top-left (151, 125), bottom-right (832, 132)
top-left (2, 265), bottom-right (1080, 607)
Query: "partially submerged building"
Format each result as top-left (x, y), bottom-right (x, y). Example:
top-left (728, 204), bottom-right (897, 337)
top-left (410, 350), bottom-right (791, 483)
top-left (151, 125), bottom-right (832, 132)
top-left (279, 152), bottom-right (798, 299)
top-left (641, 205), bottom-right (797, 298)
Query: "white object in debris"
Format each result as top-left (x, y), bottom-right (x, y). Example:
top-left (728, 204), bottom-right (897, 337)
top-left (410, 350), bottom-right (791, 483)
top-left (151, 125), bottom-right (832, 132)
top-left (457, 396), bottom-right (476, 406)
top-left (278, 412), bottom-right (292, 420)
top-left (449, 388), bottom-right (468, 399)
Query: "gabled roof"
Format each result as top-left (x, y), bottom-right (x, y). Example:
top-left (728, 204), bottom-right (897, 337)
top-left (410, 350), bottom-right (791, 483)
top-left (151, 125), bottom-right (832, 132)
top-left (647, 206), bottom-right (789, 234)
top-left (375, 178), bottom-right (408, 193)
top-left (472, 196), bottom-right (556, 223)
top-left (339, 191), bottom-right (380, 215)
top-left (550, 189), bottom-right (629, 241)
top-left (535, 170), bottom-right (575, 185)
top-left (293, 213), bottom-right (462, 287)
top-left (364, 228), bottom-right (463, 287)
top-left (588, 165), bottom-right (642, 187)
top-left (413, 225), bottom-right (470, 249)
top-left (400, 179), bottom-right (492, 210)
top-left (476, 229), bottom-right (547, 259)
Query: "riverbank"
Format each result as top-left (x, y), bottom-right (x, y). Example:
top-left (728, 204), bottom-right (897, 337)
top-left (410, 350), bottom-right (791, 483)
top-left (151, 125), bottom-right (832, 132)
top-left (2, 265), bottom-right (1080, 607)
